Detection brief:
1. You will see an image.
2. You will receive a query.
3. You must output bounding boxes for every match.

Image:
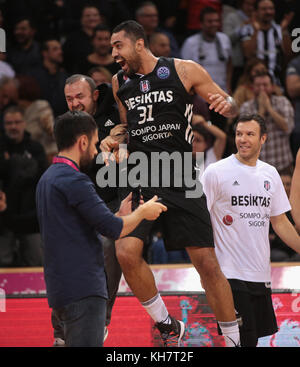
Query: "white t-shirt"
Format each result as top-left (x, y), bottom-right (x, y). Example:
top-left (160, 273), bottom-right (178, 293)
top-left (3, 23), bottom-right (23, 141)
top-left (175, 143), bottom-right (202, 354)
top-left (205, 147), bottom-right (217, 169)
top-left (180, 32), bottom-right (232, 92)
top-left (201, 154), bottom-right (291, 283)
top-left (196, 147), bottom-right (217, 182)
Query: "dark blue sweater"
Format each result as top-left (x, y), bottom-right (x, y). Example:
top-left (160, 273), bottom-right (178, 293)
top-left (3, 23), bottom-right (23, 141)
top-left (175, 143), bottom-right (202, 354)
top-left (36, 158), bottom-right (123, 309)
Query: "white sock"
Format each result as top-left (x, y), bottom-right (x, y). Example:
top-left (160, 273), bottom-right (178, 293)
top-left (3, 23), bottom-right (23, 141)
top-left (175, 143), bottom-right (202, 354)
top-left (141, 293), bottom-right (170, 324)
top-left (218, 320), bottom-right (240, 347)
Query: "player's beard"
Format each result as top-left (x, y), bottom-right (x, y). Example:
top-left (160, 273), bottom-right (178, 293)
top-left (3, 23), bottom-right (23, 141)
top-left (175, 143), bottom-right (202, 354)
top-left (123, 52), bottom-right (142, 79)
top-left (79, 146), bottom-right (95, 173)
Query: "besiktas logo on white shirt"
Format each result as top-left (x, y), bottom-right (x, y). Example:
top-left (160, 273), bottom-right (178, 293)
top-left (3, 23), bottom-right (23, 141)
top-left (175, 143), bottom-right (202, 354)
top-left (231, 195), bottom-right (271, 207)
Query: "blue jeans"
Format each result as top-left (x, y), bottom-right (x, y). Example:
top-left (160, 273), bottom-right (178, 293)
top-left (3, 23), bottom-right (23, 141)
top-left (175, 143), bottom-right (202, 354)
top-left (53, 296), bottom-right (106, 347)
top-left (150, 238), bottom-right (190, 264)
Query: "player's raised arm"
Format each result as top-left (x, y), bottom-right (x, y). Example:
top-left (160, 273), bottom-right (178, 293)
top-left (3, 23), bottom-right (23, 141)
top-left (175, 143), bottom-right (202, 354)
top-left (174, 59), bottom-right (238, 118)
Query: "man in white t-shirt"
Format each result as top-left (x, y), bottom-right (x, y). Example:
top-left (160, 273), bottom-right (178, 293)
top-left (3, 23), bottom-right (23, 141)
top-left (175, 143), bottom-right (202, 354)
top-left (202, 113), bottom-right (300, 346)
top-left (181, 7), bottom-right (232, 94)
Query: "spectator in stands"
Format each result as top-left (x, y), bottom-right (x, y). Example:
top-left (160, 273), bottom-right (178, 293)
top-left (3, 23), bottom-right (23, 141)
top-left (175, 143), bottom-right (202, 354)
top-left (17, 75), bottom-right (57, 163)
top-left (240, 0), bottom-right (293, 87)
top-left (181, 7), bottom-right (232, 95)
top-left (192, 115), bottom-right (227, 174)
top-left (0, 77), bottom-right (19, 113)
top-left (88, 66), bottom-right (112, 86)
top-left (222, 0), bottom-right (256, 90)
top-left (149, 32), bottom-right (171, 57)
top-left (28, 39), bottom-right (68, 117)
top-left (185, 0), bottom-right (222, 33)
top-left (286, 55), bottom-right (300, 159)
top-left (63, 5), bottom-right (103, 74)
top-left (0, 106), bottom-right (48, 266)
top-left (135, 1), bottom-right (180, 58)
top-left (233, 58), bottom-right (282, 110)
top-left (228, 58), bottom-right (281, 155)
top-left (181, 6), bottom-right (232, 130)
top-left (78, 24), bottom-right (120, 76)
top-left (6, 17), bottom-right (42, 75)
top-left (239, 71), bottom-right (294, 173)
top-left (64, 74), bottom-right (120, 144)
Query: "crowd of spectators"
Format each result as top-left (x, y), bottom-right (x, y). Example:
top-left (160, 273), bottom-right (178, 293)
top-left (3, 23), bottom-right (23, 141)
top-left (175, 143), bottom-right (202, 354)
top-left (0, 0), bottom-right (299, 266)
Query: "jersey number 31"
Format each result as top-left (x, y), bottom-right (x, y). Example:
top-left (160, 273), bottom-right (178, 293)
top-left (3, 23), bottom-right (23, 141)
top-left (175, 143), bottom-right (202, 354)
top-left (137, 105), bottom-right (154, 124)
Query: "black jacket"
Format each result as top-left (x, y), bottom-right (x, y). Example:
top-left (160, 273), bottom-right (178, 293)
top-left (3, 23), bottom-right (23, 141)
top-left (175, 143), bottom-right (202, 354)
top-left (0, 131), bottom-right (48, 234)
top-left (90, 83), bottom-right (121, 210)
top-left (94, 83), bottom-right (120, 141)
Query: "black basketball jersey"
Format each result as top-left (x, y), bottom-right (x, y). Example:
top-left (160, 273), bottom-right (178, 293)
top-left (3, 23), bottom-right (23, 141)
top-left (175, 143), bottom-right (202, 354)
top-left (116, 57), bottom-right (206, 214)
top-left (116, 57), bottom-right (194, 155)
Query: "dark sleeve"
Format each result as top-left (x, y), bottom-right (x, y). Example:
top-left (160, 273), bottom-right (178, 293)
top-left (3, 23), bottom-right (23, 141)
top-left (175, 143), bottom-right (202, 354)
top-left (0, 138), bottom-right (9, 180)
top-left (30, 141), bottom-right (49, 178)
top-left (66, 174), bottom-right (123, 239)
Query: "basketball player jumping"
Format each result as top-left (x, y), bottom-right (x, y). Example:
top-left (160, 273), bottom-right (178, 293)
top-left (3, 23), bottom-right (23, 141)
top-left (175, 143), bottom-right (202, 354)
top-left (101, 20), bottom-right (240, 347)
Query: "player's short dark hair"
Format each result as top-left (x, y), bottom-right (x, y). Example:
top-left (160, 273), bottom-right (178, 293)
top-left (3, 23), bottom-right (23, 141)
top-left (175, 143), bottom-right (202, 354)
top-left (199, 6), bottom-right (218, 22)
top-left (54, 111), bottom-right (97, 151)
top-left (112, 20), bottom-right (149, 48)
top-left (235, 114), bottom-right (267, 137)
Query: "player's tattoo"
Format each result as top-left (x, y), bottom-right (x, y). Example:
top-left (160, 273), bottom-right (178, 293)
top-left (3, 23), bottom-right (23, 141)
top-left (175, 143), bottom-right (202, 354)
top-left (177, 61), bottom-right (188, 84)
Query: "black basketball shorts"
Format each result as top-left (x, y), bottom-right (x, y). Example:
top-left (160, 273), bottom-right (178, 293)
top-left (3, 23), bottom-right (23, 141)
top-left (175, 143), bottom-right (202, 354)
top-left (119, 188), bottom-right (215, 251)
top-left (218, 279), bottom-right (278, 347)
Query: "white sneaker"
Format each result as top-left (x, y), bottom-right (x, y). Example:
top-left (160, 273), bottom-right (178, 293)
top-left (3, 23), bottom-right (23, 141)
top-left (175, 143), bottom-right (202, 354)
top-left (53, 337), bottom-right (65, 347)
top-left (104, 326), bottom-right (109, 342)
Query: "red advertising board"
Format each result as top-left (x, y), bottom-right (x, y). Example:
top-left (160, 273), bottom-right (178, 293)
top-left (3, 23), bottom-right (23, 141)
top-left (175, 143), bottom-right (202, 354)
top-left (0, 293), bottom-right (299, 347)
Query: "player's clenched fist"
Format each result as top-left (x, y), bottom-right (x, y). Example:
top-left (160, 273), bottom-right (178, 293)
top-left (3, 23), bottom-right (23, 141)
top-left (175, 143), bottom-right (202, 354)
top-left (208, 93), bottom-right (238, 118)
